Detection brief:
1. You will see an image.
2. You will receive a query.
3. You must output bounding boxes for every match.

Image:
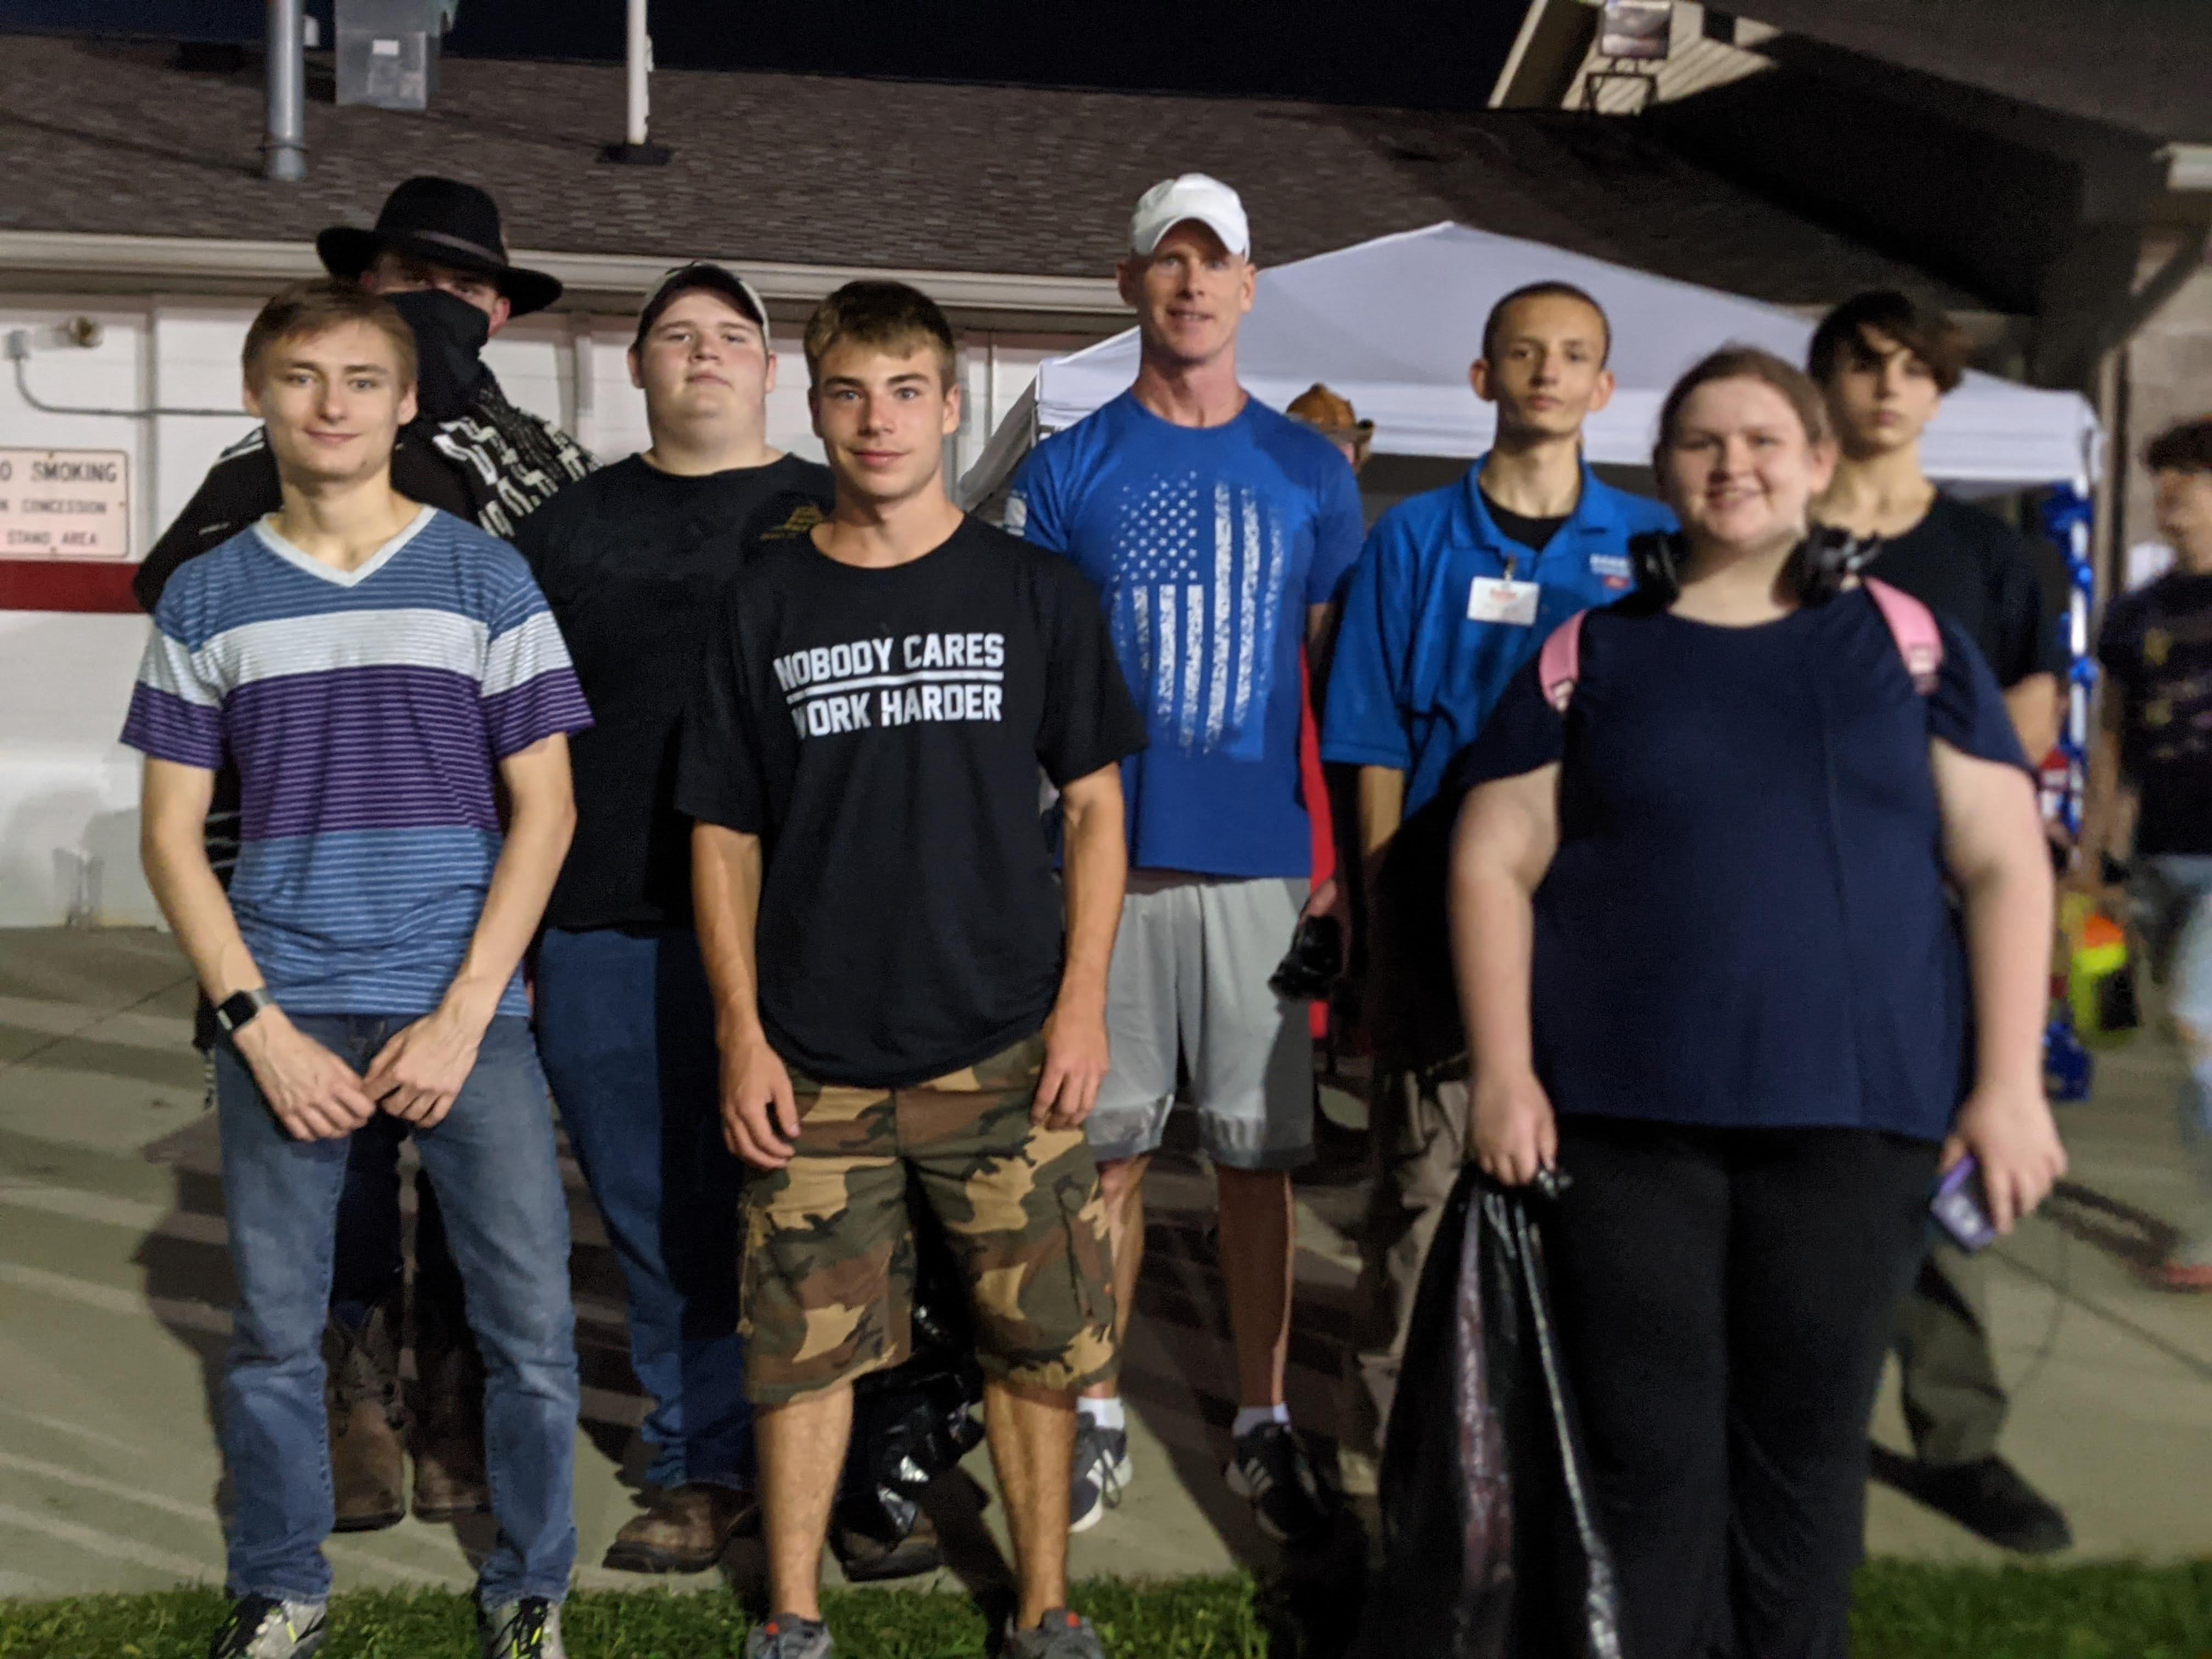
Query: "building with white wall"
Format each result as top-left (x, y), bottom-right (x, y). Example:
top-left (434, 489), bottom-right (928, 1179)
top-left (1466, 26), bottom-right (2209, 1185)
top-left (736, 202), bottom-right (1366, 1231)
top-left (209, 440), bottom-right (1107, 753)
top-left (0, 31), bottom-right (1977, 926)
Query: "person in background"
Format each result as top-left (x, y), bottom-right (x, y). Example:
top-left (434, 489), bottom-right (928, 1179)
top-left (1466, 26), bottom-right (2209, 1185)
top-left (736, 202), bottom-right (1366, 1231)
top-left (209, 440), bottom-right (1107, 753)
top-left (513, 264), bottom-right (833, 1572)
top-left (1809, 290), bottom-right (2073, 1554)
top-left (679, 280), bottom-right (1142, 1659)
top-left (1006, 174), bottom-right (1363, 1543)
top-left (128, 280), bottom-right (589, 1659)
top-left (2081, 415), bottom-right (2212, 1292)
top-left (1286, 382), bottom-right (1374, 475)
top-left (1319, 281), bottom-right (1673, 1479)
top-left (136, 176), bottom-right (594, 1534)
top-left (1452, 346), bottom-right (2065, 1659)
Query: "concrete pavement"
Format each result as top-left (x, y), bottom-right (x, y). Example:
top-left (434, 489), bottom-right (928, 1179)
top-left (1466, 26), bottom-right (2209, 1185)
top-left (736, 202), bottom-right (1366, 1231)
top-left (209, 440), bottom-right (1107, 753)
top-left (0, 927), bottom-right (2207, 1604)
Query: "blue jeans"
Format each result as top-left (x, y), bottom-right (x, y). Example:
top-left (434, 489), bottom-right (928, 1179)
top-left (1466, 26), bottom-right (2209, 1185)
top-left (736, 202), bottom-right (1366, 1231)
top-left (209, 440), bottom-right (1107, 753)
top-left (2135, 856), bottom-right (2212, 1266)
top-left (214, 1014), bottom-right (578, 1604)
top-left (535, 928), bottom-right (754, 1488)
top-left (330, 1113), bottom-right (464, 1329)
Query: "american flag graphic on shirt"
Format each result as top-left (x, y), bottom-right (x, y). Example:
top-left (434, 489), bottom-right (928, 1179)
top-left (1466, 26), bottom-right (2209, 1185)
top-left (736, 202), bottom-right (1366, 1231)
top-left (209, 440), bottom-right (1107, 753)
top-left (1105, 469), bottom-right (1290, 759)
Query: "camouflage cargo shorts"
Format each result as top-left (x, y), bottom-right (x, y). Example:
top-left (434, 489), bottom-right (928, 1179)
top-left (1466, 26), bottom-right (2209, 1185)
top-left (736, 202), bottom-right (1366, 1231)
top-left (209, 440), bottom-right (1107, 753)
top-left (740, 1031), bottom-right (1119, 1405)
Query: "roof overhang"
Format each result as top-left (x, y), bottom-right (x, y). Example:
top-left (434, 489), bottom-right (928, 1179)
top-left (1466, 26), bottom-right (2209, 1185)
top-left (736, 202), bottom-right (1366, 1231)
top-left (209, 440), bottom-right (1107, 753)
top-left (0, 231), bottom-right (1132, 336)
top-left (2165, 143), bottom-right (2212, 195)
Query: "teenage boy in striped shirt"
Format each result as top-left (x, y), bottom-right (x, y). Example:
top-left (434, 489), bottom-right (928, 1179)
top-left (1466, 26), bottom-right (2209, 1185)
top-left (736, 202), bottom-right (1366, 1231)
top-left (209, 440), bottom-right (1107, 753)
top-left (127, 280), bottom-right (591, 1659)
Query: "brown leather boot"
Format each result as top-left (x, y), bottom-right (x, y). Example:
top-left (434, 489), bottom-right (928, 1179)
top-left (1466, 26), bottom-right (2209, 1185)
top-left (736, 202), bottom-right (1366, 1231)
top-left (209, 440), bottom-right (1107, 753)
top-left (830, 1506), bottom-right (944, 1582)
top-left (602, 1482), bottom-right (760, 1573)
top-left (325, 1301), bottom-right (406, 1532)
top-left (409, 1313), bottom-right (490, 1522)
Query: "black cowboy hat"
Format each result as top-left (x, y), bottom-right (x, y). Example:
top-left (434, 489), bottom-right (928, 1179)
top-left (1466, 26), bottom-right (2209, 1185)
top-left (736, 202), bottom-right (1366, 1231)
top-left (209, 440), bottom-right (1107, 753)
top-left (316, 176), bottom-right (562, 317)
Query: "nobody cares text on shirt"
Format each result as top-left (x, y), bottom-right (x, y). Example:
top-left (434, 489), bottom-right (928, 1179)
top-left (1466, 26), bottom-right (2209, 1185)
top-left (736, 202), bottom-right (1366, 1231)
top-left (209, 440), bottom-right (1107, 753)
top-left (772, 631), bottom-right (1007, 738)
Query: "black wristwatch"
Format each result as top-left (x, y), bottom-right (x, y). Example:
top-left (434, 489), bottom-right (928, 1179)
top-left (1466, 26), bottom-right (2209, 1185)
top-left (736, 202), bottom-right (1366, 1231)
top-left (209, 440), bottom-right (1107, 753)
top-left (214, 986), bottom-right (275, 1037)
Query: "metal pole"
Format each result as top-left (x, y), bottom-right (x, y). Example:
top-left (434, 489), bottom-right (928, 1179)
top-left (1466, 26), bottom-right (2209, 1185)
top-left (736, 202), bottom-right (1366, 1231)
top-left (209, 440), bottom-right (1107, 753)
top-left (265, 0), bottom-right (306, 182)
top-left (600, 0), bottom-right (670, 164)
top-left (627, 0), bottom-right (649, 147)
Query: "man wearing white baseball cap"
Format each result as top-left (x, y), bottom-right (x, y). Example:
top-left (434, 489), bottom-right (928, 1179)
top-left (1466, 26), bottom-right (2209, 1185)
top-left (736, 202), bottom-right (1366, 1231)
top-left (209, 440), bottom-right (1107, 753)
top-left (1007, 173), bottom-right (1362, 1544)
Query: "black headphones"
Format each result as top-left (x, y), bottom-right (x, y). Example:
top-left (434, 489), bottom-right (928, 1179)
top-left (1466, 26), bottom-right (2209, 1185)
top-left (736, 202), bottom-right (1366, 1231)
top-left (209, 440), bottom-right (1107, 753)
top-left (1626, 525), bottom-right (1878, 610)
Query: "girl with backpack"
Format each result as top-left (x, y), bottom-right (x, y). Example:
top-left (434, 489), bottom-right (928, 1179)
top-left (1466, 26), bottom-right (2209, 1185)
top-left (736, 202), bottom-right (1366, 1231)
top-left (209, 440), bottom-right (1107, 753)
top-left (1447, 346), bottom-right (2067, 1659)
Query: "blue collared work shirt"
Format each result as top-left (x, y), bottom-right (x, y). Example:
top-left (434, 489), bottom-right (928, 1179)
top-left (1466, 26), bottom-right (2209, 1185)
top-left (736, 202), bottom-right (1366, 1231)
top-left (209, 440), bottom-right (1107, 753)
top-left (1321, 460), bottom-right (1677, 815)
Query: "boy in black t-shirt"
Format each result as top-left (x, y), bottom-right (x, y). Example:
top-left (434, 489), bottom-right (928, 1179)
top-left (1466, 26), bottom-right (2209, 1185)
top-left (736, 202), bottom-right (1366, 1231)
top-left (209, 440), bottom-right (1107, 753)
top-left (2085, 416), bottom-right (2212, 1292)
top-left (1809, 291), bottom-right (2074, 1555)
top-left (512, 264), bottom-right (834, 1574)
top-left (676, 283), bottom-right (1144, 1659)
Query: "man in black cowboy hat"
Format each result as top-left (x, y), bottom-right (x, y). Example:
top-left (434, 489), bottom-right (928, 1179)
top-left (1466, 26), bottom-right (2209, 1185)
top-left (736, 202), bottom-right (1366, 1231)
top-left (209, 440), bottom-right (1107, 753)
top-left (136, 176), bottom-right (595, 1537)
top-left (139, 176), bottom-right (588, 602)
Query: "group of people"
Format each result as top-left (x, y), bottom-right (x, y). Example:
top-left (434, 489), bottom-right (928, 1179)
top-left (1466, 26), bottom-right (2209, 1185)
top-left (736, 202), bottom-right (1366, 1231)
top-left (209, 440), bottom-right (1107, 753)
top-left (114, 160), bottom-right (2207, 1659)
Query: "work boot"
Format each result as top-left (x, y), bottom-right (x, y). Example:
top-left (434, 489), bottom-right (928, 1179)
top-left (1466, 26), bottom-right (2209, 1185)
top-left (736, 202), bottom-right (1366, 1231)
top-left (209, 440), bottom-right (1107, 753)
top-left (830, 1506), bottom-right (943, 1582)
top-left (601, 1482), bottom-right (759, 1573)
top-left (411, 1311), bottom-right (490, 1522)
top-left (324, 1301), bottom-right (405, 1533)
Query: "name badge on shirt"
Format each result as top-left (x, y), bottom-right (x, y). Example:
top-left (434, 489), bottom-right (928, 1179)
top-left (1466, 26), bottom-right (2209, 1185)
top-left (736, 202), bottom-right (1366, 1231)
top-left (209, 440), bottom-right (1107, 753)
top-left (1469, 578), bottom-right (1542, 626)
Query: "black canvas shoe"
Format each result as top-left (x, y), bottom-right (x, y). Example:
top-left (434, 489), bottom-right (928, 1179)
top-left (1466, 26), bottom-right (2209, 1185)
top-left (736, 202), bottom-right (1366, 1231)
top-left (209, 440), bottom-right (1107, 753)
top-left (1224, 1421), bottom-right (1336, 1545)
top-left (1871, 1448), bottom-right (2073, 1555)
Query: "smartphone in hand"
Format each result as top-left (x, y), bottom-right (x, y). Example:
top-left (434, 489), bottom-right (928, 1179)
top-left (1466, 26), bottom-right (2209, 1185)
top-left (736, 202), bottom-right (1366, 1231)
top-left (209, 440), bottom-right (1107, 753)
top-left (1932, 1156), bottom-right (1999, 1252)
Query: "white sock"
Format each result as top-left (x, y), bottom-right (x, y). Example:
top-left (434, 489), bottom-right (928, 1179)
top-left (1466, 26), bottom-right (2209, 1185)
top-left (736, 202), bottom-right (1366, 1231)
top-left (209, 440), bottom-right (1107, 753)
top-left (1232, 1403), bottom-right (1291, 1439)
top-left (1079, 1396), bottom-right (1126, 1432)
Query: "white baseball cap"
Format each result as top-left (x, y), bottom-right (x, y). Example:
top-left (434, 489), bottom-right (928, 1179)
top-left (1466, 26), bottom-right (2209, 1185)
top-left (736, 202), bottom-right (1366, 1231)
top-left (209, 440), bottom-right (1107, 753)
top-left (1129, 174), bottom-right (1251, 259)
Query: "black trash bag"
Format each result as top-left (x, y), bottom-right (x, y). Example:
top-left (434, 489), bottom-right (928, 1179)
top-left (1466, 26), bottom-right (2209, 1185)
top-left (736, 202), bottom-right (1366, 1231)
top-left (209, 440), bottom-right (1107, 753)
top-left (831, 1177), bottom-right (986, 1567)
top-left (1366, 1164), bottom-right (1622, 1659)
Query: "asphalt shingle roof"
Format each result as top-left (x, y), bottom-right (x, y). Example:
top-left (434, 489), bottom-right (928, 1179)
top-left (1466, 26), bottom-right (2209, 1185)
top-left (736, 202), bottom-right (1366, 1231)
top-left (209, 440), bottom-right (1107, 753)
top-left (0, 35), bottom-right (1976, 308)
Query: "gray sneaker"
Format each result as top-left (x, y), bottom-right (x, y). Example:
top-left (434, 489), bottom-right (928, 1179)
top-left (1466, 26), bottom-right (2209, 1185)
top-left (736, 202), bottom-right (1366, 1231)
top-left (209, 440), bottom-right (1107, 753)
top-left (746, 1612), bottom-right (834, 1658)
top-left (207, 1596), bottom-right (326, 1659)
top-left (477, 1597), bottom-right (566, 1659)
top-left (1069, 1420), bottom-right (1131, 1533)
top-left (1006, 1609), bottom-right (1106, 1658)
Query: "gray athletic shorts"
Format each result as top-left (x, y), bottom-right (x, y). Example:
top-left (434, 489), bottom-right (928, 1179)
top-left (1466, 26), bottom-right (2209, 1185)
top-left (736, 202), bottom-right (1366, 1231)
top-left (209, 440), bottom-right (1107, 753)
top-left (1087, 872), bottom-right (1314, 1171)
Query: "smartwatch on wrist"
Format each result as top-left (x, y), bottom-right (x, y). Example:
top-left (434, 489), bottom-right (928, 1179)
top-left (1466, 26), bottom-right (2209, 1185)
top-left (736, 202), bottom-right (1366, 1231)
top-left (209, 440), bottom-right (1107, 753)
top-left (214, 986), bottom-right (274, 1038)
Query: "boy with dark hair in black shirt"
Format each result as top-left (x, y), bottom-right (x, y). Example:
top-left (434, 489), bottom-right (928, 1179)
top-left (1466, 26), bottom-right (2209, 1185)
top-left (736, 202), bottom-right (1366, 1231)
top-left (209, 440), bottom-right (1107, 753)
top-left (514, 263), bottom-right (833, 1573)
top-left (678, 281), bottom-right (1144, 1659)
top-left (2084, 415), bottom-right (2212, 1293)
top-left (1810, 290), bottom-right (2073, 1555)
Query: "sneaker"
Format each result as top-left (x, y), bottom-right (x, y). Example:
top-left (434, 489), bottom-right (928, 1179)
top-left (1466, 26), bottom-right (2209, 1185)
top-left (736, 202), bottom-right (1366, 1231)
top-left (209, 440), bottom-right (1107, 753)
top-left (1069, 1419), bottom-right (1131, 1534)
top-left (745, 1613), bottom-right (835, 1658)
top-left (477, 1597), bottom-right (566, 1659)
top-left (1869, 1448), bottom-right (2073, 1555)
top-left (1006, 1609), bottom-right (1106, 1658)
top-left (1224, 1421), bottom-right (1336, 1545)
top-left (207, 1595), bottom-right (327, 1658)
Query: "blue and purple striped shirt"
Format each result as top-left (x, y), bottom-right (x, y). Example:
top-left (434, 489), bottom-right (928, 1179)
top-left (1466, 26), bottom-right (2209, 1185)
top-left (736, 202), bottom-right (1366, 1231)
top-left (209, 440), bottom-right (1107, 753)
top-left (122, 507), bottom-right (592, 1015)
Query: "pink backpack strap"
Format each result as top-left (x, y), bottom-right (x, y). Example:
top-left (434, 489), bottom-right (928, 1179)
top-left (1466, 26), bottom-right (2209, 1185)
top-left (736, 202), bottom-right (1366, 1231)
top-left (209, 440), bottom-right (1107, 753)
top-left (1863, 576), bottom-right (1944, 694)
top-left (1538, 611), bottom-right (1588, 713)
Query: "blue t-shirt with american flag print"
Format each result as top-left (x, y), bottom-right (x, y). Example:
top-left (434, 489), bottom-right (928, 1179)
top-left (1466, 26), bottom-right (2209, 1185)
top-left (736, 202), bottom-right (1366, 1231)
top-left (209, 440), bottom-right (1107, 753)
top-left (121, 506), bottom-right (592, 1017)
top-left (1007, 390), bottom-right (1363, 878)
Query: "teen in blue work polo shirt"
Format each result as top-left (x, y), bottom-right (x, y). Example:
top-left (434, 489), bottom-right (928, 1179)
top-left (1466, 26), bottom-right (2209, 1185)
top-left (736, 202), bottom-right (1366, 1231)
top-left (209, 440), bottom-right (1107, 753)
top-left (1322, 281), bottom-right (1675, 1476)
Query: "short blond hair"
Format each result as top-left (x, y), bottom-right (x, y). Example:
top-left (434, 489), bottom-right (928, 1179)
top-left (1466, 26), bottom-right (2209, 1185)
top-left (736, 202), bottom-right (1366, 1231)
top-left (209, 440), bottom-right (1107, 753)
top-left (242, 278), bottom-right (417, 390)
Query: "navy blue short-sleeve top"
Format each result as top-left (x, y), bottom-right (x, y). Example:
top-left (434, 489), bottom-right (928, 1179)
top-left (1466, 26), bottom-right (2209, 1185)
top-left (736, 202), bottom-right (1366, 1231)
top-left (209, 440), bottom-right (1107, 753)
top-left (1458, 589), bottom-right (2028, 1143)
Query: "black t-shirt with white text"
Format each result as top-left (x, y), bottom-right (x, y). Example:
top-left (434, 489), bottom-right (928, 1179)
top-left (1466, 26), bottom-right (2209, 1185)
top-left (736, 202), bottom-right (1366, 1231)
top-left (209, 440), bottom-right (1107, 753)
top-left (515, 453), bottom-right (834, 931)
top-left (675, 516), bottom-right (1147, 1087)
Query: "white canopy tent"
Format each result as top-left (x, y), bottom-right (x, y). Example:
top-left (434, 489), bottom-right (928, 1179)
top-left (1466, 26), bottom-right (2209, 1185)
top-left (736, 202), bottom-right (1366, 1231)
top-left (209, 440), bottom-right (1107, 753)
top-left (962, 222), bottom-right (2100, 504)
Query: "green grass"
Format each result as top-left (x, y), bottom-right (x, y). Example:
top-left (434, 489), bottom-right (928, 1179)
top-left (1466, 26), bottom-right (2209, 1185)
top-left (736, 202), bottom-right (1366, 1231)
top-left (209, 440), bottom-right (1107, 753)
top-left (2, 1564), bottom-right (2208, 1658)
